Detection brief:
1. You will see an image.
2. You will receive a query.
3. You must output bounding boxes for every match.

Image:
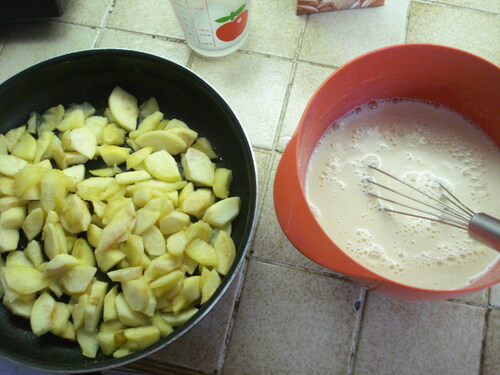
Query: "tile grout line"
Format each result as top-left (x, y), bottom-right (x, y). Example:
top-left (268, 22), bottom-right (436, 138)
top-left (404, 0), bottom-right (413, 43)
top-left (413, 0), bottom-right (499, 15)
top-left (91, 0), bottom-right (117, 48)
top-left (345, 288), bottom-right (367, 375)
top-left (478, 306), bottom-right (490, 375)
top-left (215, 257), bottom-right (251, 374)
top-left (269, 13), bottom-right (309, 154)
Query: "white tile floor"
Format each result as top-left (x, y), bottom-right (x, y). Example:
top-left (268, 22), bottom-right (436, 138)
top-left (0, 1), bottom-right (498, 374)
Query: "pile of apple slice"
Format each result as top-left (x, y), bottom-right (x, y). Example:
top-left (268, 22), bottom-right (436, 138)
top-left (0, 87), bottom-right (241, 358)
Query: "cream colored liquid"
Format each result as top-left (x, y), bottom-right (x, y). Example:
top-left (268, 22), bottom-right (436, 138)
top-left (306, 99), bottom-right (500, 290)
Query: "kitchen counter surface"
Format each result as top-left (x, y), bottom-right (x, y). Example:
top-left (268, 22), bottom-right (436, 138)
top-left (0, 1), bottom-right (498, 374)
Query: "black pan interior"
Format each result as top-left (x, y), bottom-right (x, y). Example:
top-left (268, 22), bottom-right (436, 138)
top-left (0, 49), bottom-right (257, 372)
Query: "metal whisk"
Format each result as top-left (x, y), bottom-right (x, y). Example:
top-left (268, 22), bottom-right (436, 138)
top-left (365, 165), bottom-right (500, 251)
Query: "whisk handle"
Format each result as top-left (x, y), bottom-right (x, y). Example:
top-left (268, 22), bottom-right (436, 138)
top-left (469, 213), bottom-right (500, 251)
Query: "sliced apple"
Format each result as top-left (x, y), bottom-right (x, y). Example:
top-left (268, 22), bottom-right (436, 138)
top-left (181, 147), bottom-right (215, 186)
top-left (144, 150), bottom-right (181, 182)
top-left (108, 86), bottom-right (139, 132)
top-left (30, 292), bottom-right (56, 336)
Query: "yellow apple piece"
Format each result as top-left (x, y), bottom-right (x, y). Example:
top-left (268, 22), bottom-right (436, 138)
top-left (0, 206), bottom-right (26, 229)
top-left (126, 146), bottom-right (153, 170)
top-left (103, 285), bottom-right (119, 322)
top-left (107, 266), bottom-right (142, 282)
top-left (76, 177), bottom-right (114, 201)
top-left (185, 220), bottom-right (213, 243)
top-left (115, 293), bottom-right (150, 327)
top-left (166, 127), bottom-right (198, 148)
top-left (43, 253), bottom-right (80, 279)
top-left (60, 265), bottom-right (97, 294)
top-left (77, 328), bottom-right (99, 358)
top-left (4, 125), bottom-right (26, 151)
top-left (11, 132), bottom-right (37, 161)
top-left (63, 164), bottom-right (85, 184)
top-left (181, 188), bottom-right (214, 218)
top-left (4, 295), bottom-right (35, 319)
top-left (21, 207), bottom-right (45, 241)
top-left (108, 86), bottom-right (139, 132)
top-left (51, 302), bottom-right (72, 335)
top-left (0, 177), bottom-right (15, 196)
top-left (161, 307), bottom-right (198, 327)
top-left (152, 313), bottom-right (174, 337)
top-left (96, 202), bottom-right (136, 253)
top-left (191, 137), bottom-right (217, 159)
top-left (122, 277), bottom-right (149, 312)
top-left (68, 126), bottom-right (97, 159)
top-left (33, 131), bottom-right (55, 163)
top-left (0, 154), bottom-right (28, 176)
top-left (0, 134), bottom-right (8, 154)
top-left (95, 250), bottom-right (126, 272)
top-left (114, 326), bottom-right (160, 352)
top-left (57, 108), bottom-right (84, 131)
top-left (60, 194), bottom-right (92, 234)
top-left (166, 230), bottom-right (188, 256)
top-left (135, 130), bottom-right (187, 155)
top-left (0, 226), bottom-right (20, 252)
top-left (213, 168), bottom-right (233, 199)
top-left (30, 292), bottom-right (56, 336)
top-left (142, 225), bottom-right (166, 257)
top-left (185, 239), bottom-right (218, 268)
top-left (181, 147), bottom-right (215, 187)
top-left (85, 280), bottom-right (108, 332)
top-left (89, 166), bottom-right (120, 177)
top-left (71, 238), bottom-right (96, 267)
top-left (203, 196), bottom-right (241, 228)
top-left (3, 265), bottom-right (47, 294)
top-left (101, 124), bottom-right (126, 145)
top-left (213, 230), bottom-right (236, 275)
top-left (144, 150), bottom-right (181, 182)
top-left (158, 210), bottom-right (191, 235)
top-left (183, 275), bottom-right (201, 303)
top-left (129, 111), bottom-right (163, 139)
top-left (115, 170), bottom-right (152, 185)
top-left (72, 294), bottom-right (88, 330)
top-left (25, 240), bottom-right (44, 267)
top-left (200, 267), bottom-right (221, 304)
top-left (99, 145), bottom-right (130, 166)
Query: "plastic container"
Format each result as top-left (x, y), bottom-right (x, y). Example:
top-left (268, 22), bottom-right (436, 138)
top-left (274, 44), bottom-right (500, 300)
top-left (169, 0), bottom-right (250, 57)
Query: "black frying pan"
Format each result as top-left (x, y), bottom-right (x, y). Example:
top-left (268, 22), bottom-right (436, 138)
top-left (0, 49), bottom-right (257, 372)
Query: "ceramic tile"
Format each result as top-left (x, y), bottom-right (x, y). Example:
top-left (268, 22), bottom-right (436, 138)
top-left (431, 0), bottom-right (500, 14)
top-left (279, 62), bottom-right (334, 149)
top-left (107, 0), bottom-right (184, 40)
top-left (354, 293), bottom-right (486, 375)
top-left (407, 1), bottom-right (500, 65)
top-left (252, 155), bottom-right (341, 274)
top-left (483, 309), bottom-right (500, 375)
top-left (489, 284), bottom-right (500, 307)
top-left (96, 29), bottom-right (191, 66)
top-left (300, 0), bottom-right (409, 67)
top-left (150, 267), bottom-right (245, 374)
top-left (222, 260), bottom-right (361, 375)
top-left (452, 289), bottom-right (488, 305)
top-left (241, 0), bottom-right (306, 58)
top-left (0, 21), bottom-right (98, 83)
top-left (191, 53), bottom-right (293, 150)
top-left (57, 0), bottom-right (113, 27)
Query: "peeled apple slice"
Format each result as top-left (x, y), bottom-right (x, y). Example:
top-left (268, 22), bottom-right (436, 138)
top-left (108, 87), bottom-right (139, 132)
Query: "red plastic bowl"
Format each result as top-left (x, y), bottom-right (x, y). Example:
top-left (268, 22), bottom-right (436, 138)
top-left (274, 44), bottom-right (500, 300)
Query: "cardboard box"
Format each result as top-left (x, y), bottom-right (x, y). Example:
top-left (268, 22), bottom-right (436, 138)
top-left (297, 0), bottom-right (384, 15)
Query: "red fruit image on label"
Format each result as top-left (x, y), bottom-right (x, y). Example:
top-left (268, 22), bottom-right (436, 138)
top-left (215, 4), bottom-right (248, 42)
